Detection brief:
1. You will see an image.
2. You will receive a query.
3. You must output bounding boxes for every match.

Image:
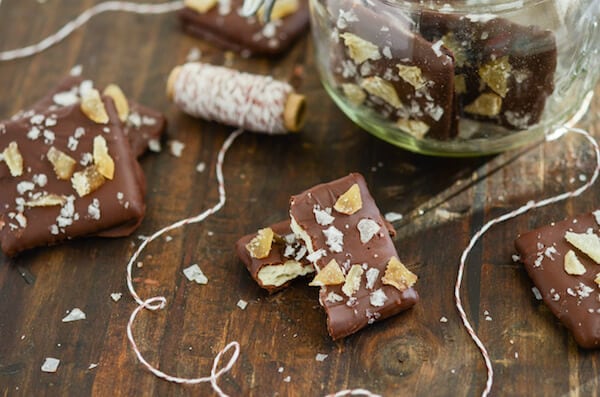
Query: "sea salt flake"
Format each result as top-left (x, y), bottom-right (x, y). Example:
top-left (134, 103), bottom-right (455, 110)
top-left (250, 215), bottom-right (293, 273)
top-left (440, 316), bottom-right (448, 323)
top-left (183, 264), bottom-right (208, 284)
top-left (313, 205), bottom-right (334, 226)
top-left (307, 249), bottom-right (327, 263)
top-left (384, 212), bottom-right (403, 222)
top-left (87, 198), bottom-right (101, 220)
top-left (41, 357), bottom-right (60, 373)
top-left (315, 353), bottom-right (328, 362)
top-left (110, 293), bottom-right (122, 302)
top-left (237, 299), bottom-right (248, 310)
top-left (323, 225), bottom-right (344, 253)
top-left (88, 363), bottom-right (98, 370)
top-left (357, 218), bottom-right (380, 243)
top-left (283, 376), bottom-right (291, 383)
top-left (365, 268), bottom-right (379, 290)
top-left (531, 287), bottom-right (543, 300)
top-left (62, 308), bottom-right (86, 322)
top-left (169, 140), bottom-right (185, 157)
top-left (325, 291), bottom-right (344, 303)
top-left (196, 162), bottom-right (206, 173)
top-left (369, 288), bottom-right (388, 307)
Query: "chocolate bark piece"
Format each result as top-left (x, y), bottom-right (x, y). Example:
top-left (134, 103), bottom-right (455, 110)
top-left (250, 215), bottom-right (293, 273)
top-left (0, 97), bottom-right (146, 257)
top-left (289, 173), bottom-right (418, 340)
top-left (14, 75), bottom-right (166, 158)
top-left (329, 0), bottom-right (457, 139)
top-left (178, 0), bottom-right (309, 56)
top-left (515, 211), bottom-right (600, 348)
top-left (418, 11), bottom-right (557, 131)
top-left (236, 220), bottom-right (314, 293)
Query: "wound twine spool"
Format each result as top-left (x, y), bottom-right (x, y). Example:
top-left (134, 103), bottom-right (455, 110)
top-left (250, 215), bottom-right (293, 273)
top-left (167, 62), bottom-right (306, 134)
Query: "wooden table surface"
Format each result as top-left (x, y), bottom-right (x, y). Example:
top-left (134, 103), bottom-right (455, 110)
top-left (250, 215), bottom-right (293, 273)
top-left (1, 1), bottom-right (599, 396)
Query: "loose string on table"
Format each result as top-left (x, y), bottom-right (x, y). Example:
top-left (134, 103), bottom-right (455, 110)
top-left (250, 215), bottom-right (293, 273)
top-left (455, 126), bottom-right (600, 397)
top-left (0, 1), bottom-right (184, 62)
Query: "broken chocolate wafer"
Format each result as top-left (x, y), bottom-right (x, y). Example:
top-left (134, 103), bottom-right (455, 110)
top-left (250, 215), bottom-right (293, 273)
top-left (236, 220), bottom-right (314, 293)
top-left (515, 210), bottom-right (600, 348)
top-left (178, 0), bottom-right (309, 56)
top-left (0, 93), bottom-right (146, 256)
top-left (290, 173), bottom-right (418, 340)
top-left (13, 75), bottom-right (166, 158)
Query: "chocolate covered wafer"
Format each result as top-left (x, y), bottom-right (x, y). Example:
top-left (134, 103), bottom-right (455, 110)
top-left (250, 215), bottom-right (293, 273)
top-left (289, 173), bottom-right (418, 340)
top-left (236, 220), bottom-right (314, 293)
top-left (515, 211), bottom-right (600, 348)
top-left (419, 11), bottom-right (557, 130)
top-left (13, 75), bottom-right (166, 158)
top-left (178, 0), bottom-right (309, 56)
top-left (0, 92), bottom-right (146, 256)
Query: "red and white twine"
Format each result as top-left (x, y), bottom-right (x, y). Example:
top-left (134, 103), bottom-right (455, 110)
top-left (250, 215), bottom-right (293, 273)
top-left (172, 62), bottom-right (294, 134)
top-left (455, 127), bottom-right (600, 397)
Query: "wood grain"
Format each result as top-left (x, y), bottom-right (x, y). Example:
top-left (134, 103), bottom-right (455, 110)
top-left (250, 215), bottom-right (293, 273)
top-left (0, 1), bottom-right (599, 396)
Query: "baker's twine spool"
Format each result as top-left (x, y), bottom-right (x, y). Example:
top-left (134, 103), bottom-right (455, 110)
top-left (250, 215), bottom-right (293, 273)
top-left (167, 62), bottom-right (306, 134)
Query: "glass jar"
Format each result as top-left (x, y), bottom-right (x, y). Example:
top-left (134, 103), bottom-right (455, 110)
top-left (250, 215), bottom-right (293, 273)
top-left (309, 0), bottom-right (600, 156)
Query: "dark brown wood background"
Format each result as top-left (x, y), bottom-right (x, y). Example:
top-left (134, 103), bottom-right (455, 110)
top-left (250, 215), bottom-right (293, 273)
top-left (1, 1), bottom-right (599, 396)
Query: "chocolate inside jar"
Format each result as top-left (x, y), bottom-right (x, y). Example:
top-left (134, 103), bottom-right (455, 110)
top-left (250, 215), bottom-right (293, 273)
top-left (322, 0), bottom-right (558, 141)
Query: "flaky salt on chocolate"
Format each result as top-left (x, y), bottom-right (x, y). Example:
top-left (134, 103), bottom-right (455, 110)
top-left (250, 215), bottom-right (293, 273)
top-left (13, 75), bottom-right (167, 158)
top-left (0, 93), bottom-right (146, 256)
top-left (179, 0), bottom-right (309, 56)
top-left (515, 210), bottom-right (600, 348)
top-left (290, 173), bottom-right (418, 340)
top-left (236, 221), bottom-right (314, 293)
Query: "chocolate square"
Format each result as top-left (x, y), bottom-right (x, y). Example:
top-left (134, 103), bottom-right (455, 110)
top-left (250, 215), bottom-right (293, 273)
top-left (0, 97), bottom-right (146, 256)
top-left (289, 173), bottom-right (418, 339)
top-left (515, 211), bottom-right (600, 348)
top-left (178, 0), bottom-right (309, 56)
top-left (419, 11), bottom-right (557, 130)
top-left (14, 75), bottom-right (167, 158)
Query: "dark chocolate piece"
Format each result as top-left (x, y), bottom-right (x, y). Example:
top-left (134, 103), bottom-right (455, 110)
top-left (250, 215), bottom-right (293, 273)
top-left (290, 173), bottom-right (418, 340)
top-left (329, 0), bottom-right (458, 139)
top-left (178, 0), bottom-right (309, 56)
top-left (418, 11), bottom-right (557, 130)
top-left (515, 211), bottom-right (600, 348)
top-left (0, 97), bottom-right (146, 256)
top-left (14, 75), bottom-right (166, 158)
top-left (236, 220), bottom-right (314, 293)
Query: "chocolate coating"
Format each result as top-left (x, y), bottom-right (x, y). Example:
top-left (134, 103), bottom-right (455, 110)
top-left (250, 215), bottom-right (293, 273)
top-left (290, 173), bottom-right (418, 340)
top-left (21, 75), bottom-right (166, 158)
top-left (419, 11), bottom-right (557, 130)
top-left (330, 0), bottom-right (457, 139)
top-left (0, 98), bottom-right (146, 256)
top-left (515, 211), bottom-right (600, 348)
top-left (178, 0), bottom-right (309, 56)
